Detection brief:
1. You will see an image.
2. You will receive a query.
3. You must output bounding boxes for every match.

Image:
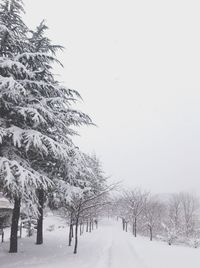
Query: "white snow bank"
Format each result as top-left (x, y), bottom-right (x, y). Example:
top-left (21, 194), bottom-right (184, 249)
top-left (0, 217), bottom-right (200, 268)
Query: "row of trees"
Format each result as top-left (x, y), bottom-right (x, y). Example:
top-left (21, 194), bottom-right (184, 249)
top-left (50, 153), bottom-right (113, 254)
top-left (0, 0), bottom-right (110, 254)
top-left (114, 188), bottom-right (200, 247)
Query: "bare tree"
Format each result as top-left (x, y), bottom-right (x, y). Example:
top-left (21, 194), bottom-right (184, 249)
top-left (179, 192), bottom-right (199, 237)
top-left (123, 188), bottom-right (149, 237)
top-left (144, 196), bottom-right (164, 241)
top-left (168, 193), bottom-right (182, 231)
top-left (163, 192), bottom-right (200, 245)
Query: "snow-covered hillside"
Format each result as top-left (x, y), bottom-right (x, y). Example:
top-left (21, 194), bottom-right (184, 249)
top-left (1, 215), bottom-right (200, 268)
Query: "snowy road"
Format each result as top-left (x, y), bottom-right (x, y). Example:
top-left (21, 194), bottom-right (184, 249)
top-left (93, 220), bottom-right (147, 268)
top-left (1, 217), bottom-right (200, 268)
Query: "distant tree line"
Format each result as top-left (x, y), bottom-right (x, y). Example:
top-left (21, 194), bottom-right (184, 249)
top-left (113, 188), bottom-right (200, 248)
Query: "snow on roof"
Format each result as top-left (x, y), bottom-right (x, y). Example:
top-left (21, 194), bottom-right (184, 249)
top-left (0, 193), bottom-right (13, 210)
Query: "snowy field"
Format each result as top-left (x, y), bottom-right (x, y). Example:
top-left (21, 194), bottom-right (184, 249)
top-left (0, 216), bottom-right (200, 268)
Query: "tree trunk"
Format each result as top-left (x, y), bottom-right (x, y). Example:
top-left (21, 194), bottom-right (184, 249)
top-left (68, 224), bottom-right (73, 246)
top-left (89, 220), bottom-right (92, 232)
top-left (149, 226), bottom-right (153, 241)
top-left (86, 220), bottom-right (89, 232)
top-left (125, 221), bottom-right (128, 232)
top-left (122, 218), bottom-right (125, 231)
top-left (28, 219), bottom-right (32, 237)
top-left (9, 197), bottom-right (21, 253)
top-left (73, 219), bottom-right (79, 254)
top-left (1, 228), bottom-right (4, 243)
top-left (71, 224), bottom-right (74, 238)
top-left (36, 189), bottom-right (44, 245)
top-left (134, 217), bottom-right (137, 237)
top-left (19, 222), bottom-right (22, 238)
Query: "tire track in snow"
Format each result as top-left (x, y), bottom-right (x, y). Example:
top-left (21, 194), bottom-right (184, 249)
top-left (94, 230), bottom-right (114, 268)
top-left (95, 220), bottom-right (149, 268)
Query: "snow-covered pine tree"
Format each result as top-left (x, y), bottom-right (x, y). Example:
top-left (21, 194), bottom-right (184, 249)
top-left (0, 0), bottom-right (44, 253)
top-left (0, 0), bottom-right (29, 56)
top-left (27, 20), bottom-right (93, 245)
top-left (0, 0), bottom-right (92, 252)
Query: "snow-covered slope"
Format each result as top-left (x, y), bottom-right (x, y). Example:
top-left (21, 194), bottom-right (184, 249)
top-left (0, 216), bottom-right (200, 268)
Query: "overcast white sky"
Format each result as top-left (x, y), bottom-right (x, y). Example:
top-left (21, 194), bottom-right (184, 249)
top-left (24, 0), bottom-right (200, 193)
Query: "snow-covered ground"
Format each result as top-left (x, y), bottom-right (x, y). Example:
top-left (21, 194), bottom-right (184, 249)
top-left (0, 216), bottom-right (200, 268)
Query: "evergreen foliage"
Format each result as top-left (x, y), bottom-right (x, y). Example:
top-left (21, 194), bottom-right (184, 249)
top-left (0, 0), bottom-right (97, 253)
